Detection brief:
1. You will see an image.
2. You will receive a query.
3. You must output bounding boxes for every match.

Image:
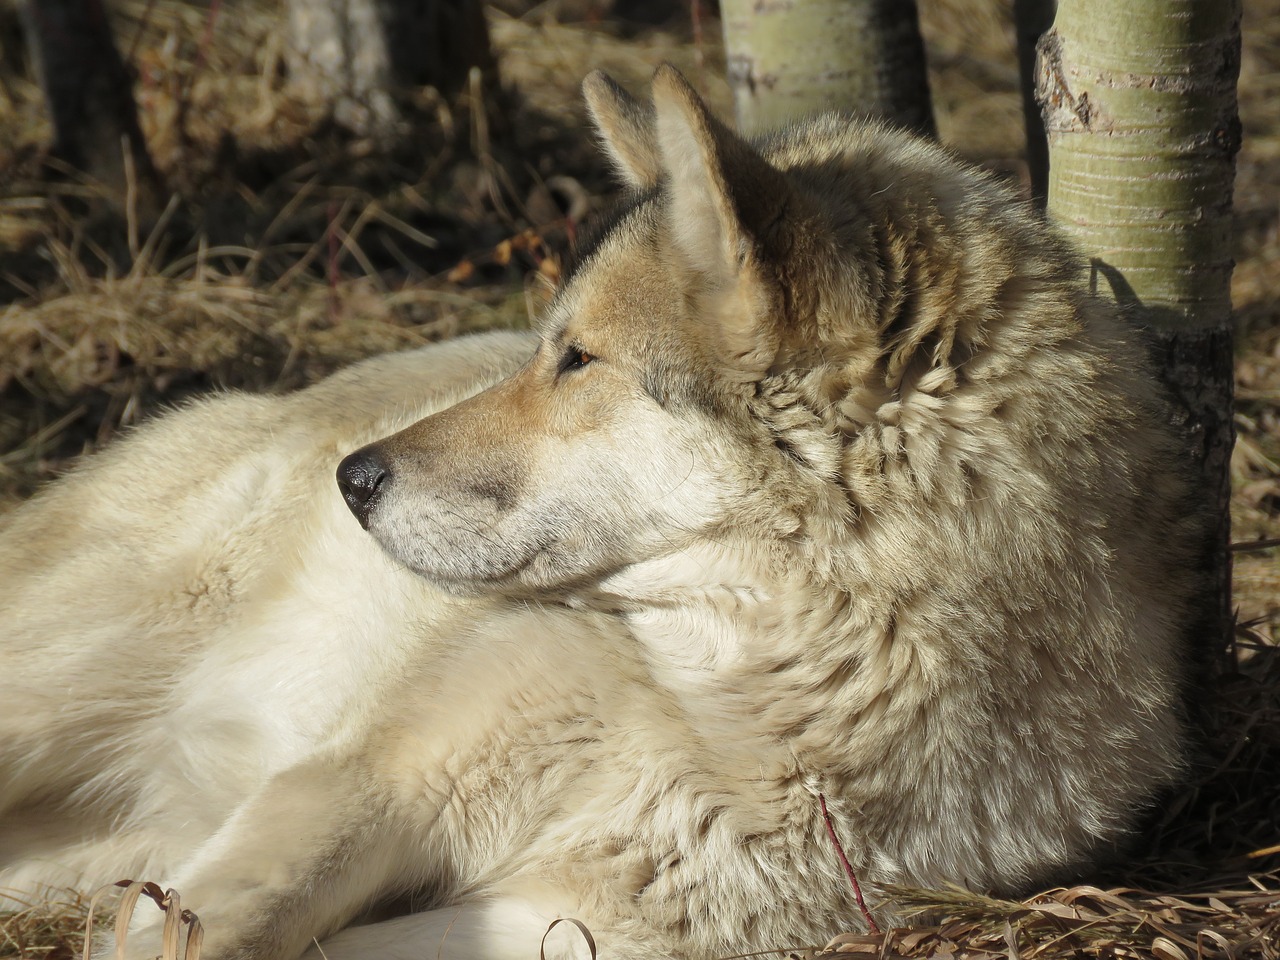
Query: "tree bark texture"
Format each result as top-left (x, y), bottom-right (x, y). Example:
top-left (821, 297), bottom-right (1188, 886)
top-left (285, 0), bottom-right (497, 141)
top-left (1037, 0), bottom-right (1242, 650)
top-left (19, 0), bottom-right (162, 208)
top-left (721, 0), bottom-right (935, 137)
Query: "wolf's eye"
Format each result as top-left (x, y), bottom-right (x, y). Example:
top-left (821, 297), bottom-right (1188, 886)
top-left (560, 346), bottom-right (595, 373)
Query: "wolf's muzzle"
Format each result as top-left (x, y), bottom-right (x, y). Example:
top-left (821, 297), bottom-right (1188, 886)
top-left (337, 448), bottom-right (390, 529)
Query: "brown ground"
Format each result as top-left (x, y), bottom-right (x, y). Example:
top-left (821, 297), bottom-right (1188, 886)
top-left (0, 1), bottom-right (1276, 958)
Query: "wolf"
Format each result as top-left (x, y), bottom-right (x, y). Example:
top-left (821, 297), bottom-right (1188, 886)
top-left (1, 66), bottom-right (1207, 960)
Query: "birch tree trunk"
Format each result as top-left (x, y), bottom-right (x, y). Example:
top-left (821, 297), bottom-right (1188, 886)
top-left (286, 0), bottom-right (497, 142)
top-left (1036, 0), bottom-right (1242, 647)
top-left (19, 0), bottom-right (163, 212)
top-left (721, 0), bottom-right (935, 137)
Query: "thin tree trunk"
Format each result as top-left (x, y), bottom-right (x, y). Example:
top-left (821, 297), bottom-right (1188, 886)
top-left (285, 0), bottom-right (497, 142)
top-left (19, 0), bottom-right (162, 211)
top-left (721, 0), bottom-right (935, 137)
top-left (1036, 0), bottom-right (1242, 650)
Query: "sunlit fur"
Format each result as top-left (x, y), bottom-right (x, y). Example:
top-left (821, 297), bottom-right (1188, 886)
top-left (1, 66), bottom-right (1207, 960)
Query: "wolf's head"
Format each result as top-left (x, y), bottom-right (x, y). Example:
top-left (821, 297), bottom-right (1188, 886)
top-left (335, 67), bottom-right (806, 594)
top-left (335, 66), bottom-right (1144, 601)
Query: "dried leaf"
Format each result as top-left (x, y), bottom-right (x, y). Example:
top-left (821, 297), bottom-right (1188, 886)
top-left (446, 260), bottom-right (475, 283)
top-left (832, 940), bottom-right (879, 954)
top-left (1150, 936), bottom-right (1188, 960)
top-left (1027, 903), bottom-right (1081, 921)
top-left (896, 929), bottom-right (935, 952)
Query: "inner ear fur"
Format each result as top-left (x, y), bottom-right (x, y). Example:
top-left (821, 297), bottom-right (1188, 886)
top-left (648, 64), bottom-right (799, 378)
top-left (583, 71), bottom-right (662, 190)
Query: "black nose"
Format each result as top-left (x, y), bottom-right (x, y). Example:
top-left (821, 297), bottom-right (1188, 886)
top-left (336, 448), bottom-right (390, 528)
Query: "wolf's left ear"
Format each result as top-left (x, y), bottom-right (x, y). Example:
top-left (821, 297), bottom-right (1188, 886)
top-left (650, 64), bottom-right (795, 375)
top-left (583, 71), bottom-right (663, 190)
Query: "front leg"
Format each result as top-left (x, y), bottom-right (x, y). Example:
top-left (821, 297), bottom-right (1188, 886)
top-left (303, 892), bottom-right (600, 960)
top-left (101, 751), bottom-right (413, 960)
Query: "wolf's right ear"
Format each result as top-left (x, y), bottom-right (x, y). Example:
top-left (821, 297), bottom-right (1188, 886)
top-left (583, 71), bottom-right (663, 190)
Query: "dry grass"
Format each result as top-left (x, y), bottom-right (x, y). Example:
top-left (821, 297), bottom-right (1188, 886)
top-left (862, 882), bottom-right (1280, 960)
top-left (0, 890), bottom-right (92, 960)
top-left (0, 0), bottom-right (1277, 957)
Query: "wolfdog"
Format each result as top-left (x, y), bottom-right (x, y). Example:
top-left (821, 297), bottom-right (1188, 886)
top-left (1, 66), bottom-right (1207, 960)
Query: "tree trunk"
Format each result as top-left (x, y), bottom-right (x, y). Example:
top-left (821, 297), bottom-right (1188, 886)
top-left (19, 0), bottom-right (162, 211)
top-left (285, 0), bottom-right (497, 142)
top-left (1036, 0), bottom-right (1242, 650)
top-left (721, 0), bottom-right (935, 137)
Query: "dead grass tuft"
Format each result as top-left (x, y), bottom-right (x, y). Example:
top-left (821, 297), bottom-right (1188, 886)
top-left (0, 890), bottom-right (93, 960)
top-left (852, 881), bottom-right (1280, 960)
top-left (82, 882), bottom-right (201, 960)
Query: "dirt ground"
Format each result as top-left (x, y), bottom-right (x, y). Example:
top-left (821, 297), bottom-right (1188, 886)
top-left (0, 1), bottom-right (1276, 958)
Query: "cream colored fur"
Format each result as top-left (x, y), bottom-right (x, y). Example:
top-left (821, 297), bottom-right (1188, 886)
top-left (1, 66), bottom-right (1207, 960)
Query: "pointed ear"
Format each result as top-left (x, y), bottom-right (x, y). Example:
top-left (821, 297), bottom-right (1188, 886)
top-left (583, 71), bottom-right (662, 190)
top-left (650, 64), bottom-right (796, 376)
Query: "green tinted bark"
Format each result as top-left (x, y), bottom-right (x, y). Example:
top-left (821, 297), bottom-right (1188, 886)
top-left (721, 0), bottom-right (935, 137)
top-left (1037, 0), bottom-right (1242, 649)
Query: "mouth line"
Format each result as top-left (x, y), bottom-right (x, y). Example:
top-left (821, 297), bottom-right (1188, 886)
top-left (399, 535), bottom-right (551, 592)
